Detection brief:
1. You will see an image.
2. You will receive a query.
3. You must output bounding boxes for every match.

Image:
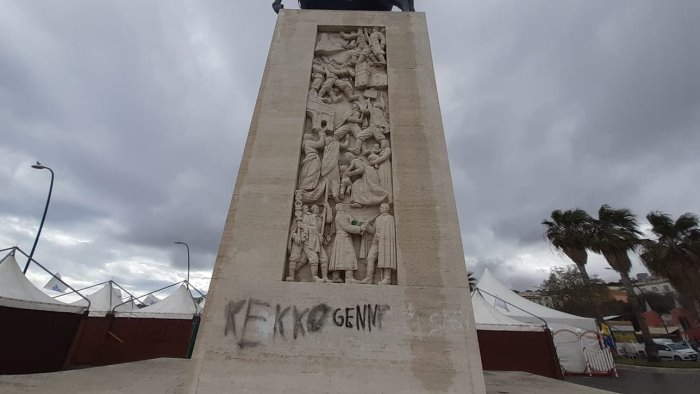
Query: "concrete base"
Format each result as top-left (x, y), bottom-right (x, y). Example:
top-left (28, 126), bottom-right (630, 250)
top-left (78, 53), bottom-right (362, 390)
top-left (0, 359), bottom-right (613, 393)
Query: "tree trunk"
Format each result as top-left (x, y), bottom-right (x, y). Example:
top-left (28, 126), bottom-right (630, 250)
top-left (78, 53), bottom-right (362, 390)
top-left (575, 263), bottom-right (603, 324)
top-left (620, 272), bottom-right (659, 361)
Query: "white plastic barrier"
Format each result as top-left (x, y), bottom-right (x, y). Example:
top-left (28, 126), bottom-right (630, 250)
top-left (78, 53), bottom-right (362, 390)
top-left (552, 328), bottom-right (617, 376)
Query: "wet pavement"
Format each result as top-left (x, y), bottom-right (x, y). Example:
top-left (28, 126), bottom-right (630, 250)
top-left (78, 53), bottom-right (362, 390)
top-left (566, 365), bottom-right (700, 394)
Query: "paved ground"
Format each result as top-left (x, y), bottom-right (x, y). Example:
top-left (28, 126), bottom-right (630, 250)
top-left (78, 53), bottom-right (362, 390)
top-left (0, 359), bottom-right (613, 393)
top-left (566, 365), bottom-right (700, 394)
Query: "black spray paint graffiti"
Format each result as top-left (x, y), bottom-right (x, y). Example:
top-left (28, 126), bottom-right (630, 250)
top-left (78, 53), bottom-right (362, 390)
top-left (331, 304), bottom-right (390, 331)
top-left (224, 299), bottom-right (390, 349)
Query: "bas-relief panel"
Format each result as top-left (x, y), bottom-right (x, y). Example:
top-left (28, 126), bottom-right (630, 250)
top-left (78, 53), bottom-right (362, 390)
top-left (285, 26), bottom-right (397, 285)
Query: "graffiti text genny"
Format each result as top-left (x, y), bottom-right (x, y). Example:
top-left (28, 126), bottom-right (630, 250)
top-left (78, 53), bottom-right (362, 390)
top-left (224, 298), bottom-right (390, 348)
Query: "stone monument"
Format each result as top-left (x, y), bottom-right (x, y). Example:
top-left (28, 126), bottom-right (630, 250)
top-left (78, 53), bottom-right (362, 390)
top-left (189, 7), bottom-right (486, 393)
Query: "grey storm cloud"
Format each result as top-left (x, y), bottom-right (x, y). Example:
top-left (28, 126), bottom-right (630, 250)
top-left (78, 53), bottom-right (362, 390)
top-left (1, 0), bottom-right (699, 295)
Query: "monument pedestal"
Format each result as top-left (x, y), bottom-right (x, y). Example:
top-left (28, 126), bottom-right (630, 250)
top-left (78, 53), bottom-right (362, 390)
top-left (189, 10), bottom-right (486, 393)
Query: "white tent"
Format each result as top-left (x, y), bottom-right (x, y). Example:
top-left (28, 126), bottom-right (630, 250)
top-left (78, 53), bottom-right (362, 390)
top-left (471, 291), bottom-right (544, 332)
top-left (72, 282), bottom-right (138, 317)
top-left (476, 268), bottom-right (597, 332)
top-left (116, 285), bottom-right (201, 320)
top-left (0, 253), bottom-right (85, 314)
top-left (476, 268), bottom-right (603, 375)
top-left (142, 294), bottom-right (160, 306)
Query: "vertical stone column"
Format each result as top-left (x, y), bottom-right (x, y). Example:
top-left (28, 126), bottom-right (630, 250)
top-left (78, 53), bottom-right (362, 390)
top-left (189, 10), bottom-right (485, 394)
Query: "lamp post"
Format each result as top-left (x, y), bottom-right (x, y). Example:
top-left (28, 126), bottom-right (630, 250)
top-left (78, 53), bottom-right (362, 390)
top-left (174, 241), bottom-right (190, 283)
top-left (24, 162), bottom-right (54, 274)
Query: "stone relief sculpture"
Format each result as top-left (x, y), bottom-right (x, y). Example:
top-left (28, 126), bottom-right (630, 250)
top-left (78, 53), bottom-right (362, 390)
top-left (363, 203), bottom-right (396, 285)
top-left (285, 26), bottom-right (396, 285)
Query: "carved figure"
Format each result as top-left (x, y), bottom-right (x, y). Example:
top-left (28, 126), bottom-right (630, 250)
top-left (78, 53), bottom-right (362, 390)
top-left (340, 29), bottom-right (362, 49)
top-left (350, 99), bottom-right (389, 154)
top-left (286, 218), bottom-right (307, 281)
top-left (298, 131), bottom-right (325, 197)
top-left (320, 132), bottom-right (347, 203)
top-left (298, 206), bottom-right (321, 275)
top-left (286, 25), bottom-right (398, 285)
top-left (307, 204), bottom-right (332, 282)
top-left (368, 139), bottom-right (392, 202)
top-left (368, 27), bottom-right (386, 64)
top-left (334, 101), bottom-right (364, 142)
top-left (345, 152), bottom-right (390, 208)
top-left (362, 203), bottom-right (396, 284)
top-left (309, 57), bottom-right (327, 95)
top-left (329, 203), bottom-right (365, 283)
top-left (318, 59), bottom-right (358, 103)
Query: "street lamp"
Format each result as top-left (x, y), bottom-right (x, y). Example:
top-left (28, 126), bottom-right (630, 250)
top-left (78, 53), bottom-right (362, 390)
top-left (174, 241), bottom-right (190, 283)
top-left (24, 162), bottom-right (54, 274)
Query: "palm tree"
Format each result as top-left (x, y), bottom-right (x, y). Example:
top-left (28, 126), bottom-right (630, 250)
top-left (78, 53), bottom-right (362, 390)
top-left (542, 209), bottom-right (595, 287)
top-left (590, 205), bottom-right (659, 361)
top-left (467, 271), bottom-right (477, 292)
top-left (639, 212), bottom-right (700, 317)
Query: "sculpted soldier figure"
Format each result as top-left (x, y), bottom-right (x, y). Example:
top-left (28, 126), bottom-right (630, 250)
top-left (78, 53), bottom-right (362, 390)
top-left (368, 27), bottom-right (386, 64)
top-left (307, 204), bottom-right (333, 282)
top-left (334, 101), bottom-right (364, 142)
top-left (349, 99), bottom-right (389, 154)
top-left (286, 217), bottom-right (307, 281)
top-left (309, 57), bottom-right (327, 96)
top-left (285, 8), bottom-right (403, 286)
top-left (328, 203), bottom-right (365, 283)
top-left (318, 59), bottom-right (358, 103)
top-left (362, 203), bottom-right (396, 285)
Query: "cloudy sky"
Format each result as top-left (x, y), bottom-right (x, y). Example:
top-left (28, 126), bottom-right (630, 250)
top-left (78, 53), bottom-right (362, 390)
top-left (1, 1), bottom-right (699, 299)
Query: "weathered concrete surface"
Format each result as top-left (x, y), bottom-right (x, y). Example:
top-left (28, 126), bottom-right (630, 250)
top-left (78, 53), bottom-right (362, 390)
top-left (0, 359), bottom-right (195, 394)
top-left (189, 9), bottom-right (485, 393)
top-left (484, 371), bottom-right (614, 394)
top-left (186, 9), bottom-right (485, 394)
top-left (0, 360), bottom-right (613, 394)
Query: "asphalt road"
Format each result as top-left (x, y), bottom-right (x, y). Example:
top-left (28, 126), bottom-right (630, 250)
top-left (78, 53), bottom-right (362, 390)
top-left (566, 365), bottom-right (700, 394)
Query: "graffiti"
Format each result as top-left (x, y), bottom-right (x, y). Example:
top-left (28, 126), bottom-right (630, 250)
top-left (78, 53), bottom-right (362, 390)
top-left (397, 303), bottom-right (468, 336)
top-left (428, 311), bottom-right (467, 336)
top-left (224, 299), bottom-right (270, 348)
top-left (292, 306), bottom-right (309, 339)
top-left (224, 299), bottom-right (246, 337)
top-left (307, 303), bottom-right (331, 332)
top-left (224, 299), bottom-right (389, 347)
top-left (273, 304), bottom-right (291, 338)
top-left (332, 304), bottom-right (390, 331)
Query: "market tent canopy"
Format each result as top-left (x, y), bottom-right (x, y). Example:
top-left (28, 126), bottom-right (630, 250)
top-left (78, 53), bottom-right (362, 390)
top-left (476, 268), bottom-right (597, 332)
top-left (116, 285), bottom-right (201, 319)
top-left (471, 291), bottom-right (544, 332)
top-left (0, 253), bottom-right (86, 314)
top-left (143, 294), bottom-right (160, 306)
top-left (72, 282), bottom-right (138, 317)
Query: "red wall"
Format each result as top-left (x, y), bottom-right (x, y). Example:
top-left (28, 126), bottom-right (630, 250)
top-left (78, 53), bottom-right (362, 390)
top-left (477, 329), bottom-right (563, 379)
top-left (642, 310), bottom-right (664, 327)
top-left (67, 316), bottom-right (198, 367)
top-left (0, 306), bottom-right (84, 374)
